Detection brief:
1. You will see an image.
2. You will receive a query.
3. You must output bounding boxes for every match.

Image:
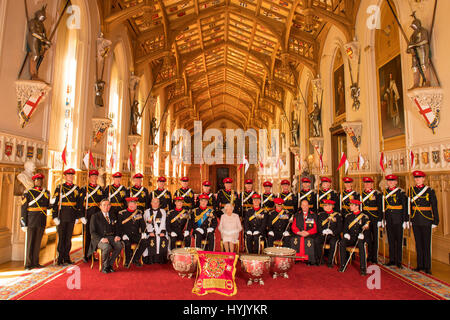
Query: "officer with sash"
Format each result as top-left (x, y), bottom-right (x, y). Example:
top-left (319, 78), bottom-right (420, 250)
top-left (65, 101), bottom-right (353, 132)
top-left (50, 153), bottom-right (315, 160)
top-left (217, 177), bottom-right (240, 217)
top-left (316, 199), bottom-right (342, 268)
top-left (167, 196), bottom-right (193, 249)
top-left (261, 181), bottom-right (275, 213)
top-left (117, 197), bottom-right (148, 267)
top-left (361, 177), bottom-right (383, 264)
top-left (127, 173), bottom-right (149, 212)
top-left (51, 168), bottom-right (83, 265)
top-left (239, 179), bottom-right (256, 217)
top-left (150, 176), bottom-right (172, 212)
top-left (267, 198), bottom-right (293, 247)
top-left (80, 170), bottom-right (104, 262)
top-left (173, 177), bottom-right (195, 211)
top-left (279, 180), bottom-right (298, 215)
top-left (340, 177), bottom-right (360, 216)
top-left (192, 194), bottom-right (217, 251)
top-left (195, 180), bottom-right (218, 211)
top-left (291, 199), bottom-right (318, 265)
top-left (21, 173), bottom-right (50, 270)
top-left (298, 177), bottom-right (317, 213)
top-left (339, 199), bottom-right (370, 275)
top-left (104, 172), bottom-right (127, 219)
top-left (243, 194), bottom-right (267, 254)
top-left (383, 174), bottom-right (407, 268)
top-left (317, 177), bottom-right (340, 213)
top-left (144, 197), bottom-right (168, 264)
top-left (409, 171), bottom-right (439, 274)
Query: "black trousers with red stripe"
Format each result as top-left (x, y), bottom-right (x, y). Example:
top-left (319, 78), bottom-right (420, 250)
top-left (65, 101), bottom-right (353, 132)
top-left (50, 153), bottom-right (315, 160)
top-left (412, 224), bottom-right (432, 271)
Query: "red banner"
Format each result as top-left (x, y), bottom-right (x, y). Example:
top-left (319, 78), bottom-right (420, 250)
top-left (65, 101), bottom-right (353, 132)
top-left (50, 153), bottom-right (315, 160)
top-left (192, 251), bottom-right (238, 297)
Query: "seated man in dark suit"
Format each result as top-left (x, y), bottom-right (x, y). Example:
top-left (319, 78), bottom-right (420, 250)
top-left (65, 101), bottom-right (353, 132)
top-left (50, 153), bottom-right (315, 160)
top-left (89, 199), bottom-right (123, 274)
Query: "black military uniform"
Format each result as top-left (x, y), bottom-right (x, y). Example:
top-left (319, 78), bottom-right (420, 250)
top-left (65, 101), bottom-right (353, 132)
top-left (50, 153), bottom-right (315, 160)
top-left (51, 177), bottom-right (82, 265)
top-left (167, 207), bottom-right (193, 249)
top-left (80, 182), bottom-right (104, 261)
top-left (127, 184), bottom-right (150, 213)
top-left (150, 188), bottom-right (172, 212)
top-left (104, 183), bottom-right (127, 218)
top-left (173, 187), bottom-right (195, 211)
top-left (195, 192), bottom-right (218, 211)
top-left (409, 171), bottom-right (439, 273)
top-left (261, 192), bottom-right (275, 213)
top-left (243, 205), bottom-right (267, 253)
top-left (298, 188), bottom-right (317, 213)
top-left (117, 207), bottom-right (148, 266)
top-left (361, 183), bottom-right (383, 263)
top-left (317, 179), bottom-right (340, 212)
top-left (384, 178), bottom-right (407, 267)
top-left (192, 206), bottom-right (217, 251)
top-left (238, 189), bottom-right (257, 217)
top-left (88, 210), bottom-right (123, 273)
top-left (291, 210), bottom-right (318, 265)
top-left (339, 208), bottom-right (370, 274)
top-left (279, 190), bottom-right (298, 216)
top-left (267, 206), bottom-right (293, 247)
top-left (21, 180), bottom-right (50, 269)
top-left (216, 188), bottom-right (240, 217)
top-left (316, 205), bottom-right (343, 267)
top-left (340, 188), bottom-right (360, 216)
top-left (145, 207), bottom-right (169, 263)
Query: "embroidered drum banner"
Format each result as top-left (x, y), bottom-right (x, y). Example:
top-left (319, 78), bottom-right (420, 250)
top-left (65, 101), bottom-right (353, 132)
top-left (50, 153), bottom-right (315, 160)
top-left (192, 251), bottom-right (238, 297)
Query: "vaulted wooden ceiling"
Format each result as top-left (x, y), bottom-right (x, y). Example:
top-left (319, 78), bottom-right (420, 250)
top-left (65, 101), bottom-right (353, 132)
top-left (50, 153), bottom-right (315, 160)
top-left (100, 0), bottom-right (360, 131)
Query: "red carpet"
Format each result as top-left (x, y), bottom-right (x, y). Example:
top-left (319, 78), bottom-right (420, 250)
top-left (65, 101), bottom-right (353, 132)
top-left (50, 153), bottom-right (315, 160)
top-left (13, 259), bottom-right (439, 300)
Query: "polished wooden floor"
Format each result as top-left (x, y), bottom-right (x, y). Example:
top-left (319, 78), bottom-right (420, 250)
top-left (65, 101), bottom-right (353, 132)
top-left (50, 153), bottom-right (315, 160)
top-left (0, 236), bottom-right (449, 289)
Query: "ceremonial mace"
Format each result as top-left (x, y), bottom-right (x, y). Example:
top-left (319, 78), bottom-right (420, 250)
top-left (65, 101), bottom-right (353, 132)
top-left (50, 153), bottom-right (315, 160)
top-left (342, 238), bottom-right (361, 272)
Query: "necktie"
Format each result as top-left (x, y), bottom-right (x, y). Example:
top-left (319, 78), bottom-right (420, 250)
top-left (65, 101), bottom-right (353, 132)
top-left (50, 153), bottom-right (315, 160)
top-left (105, 213), bottom-right (110, 224)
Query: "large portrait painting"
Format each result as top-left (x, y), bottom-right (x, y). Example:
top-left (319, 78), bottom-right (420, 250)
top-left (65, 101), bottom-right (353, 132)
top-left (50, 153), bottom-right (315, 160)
top-left (333, 50), bottom-right (346, 119)
top-left (378, 54), bottom-right (405, 140)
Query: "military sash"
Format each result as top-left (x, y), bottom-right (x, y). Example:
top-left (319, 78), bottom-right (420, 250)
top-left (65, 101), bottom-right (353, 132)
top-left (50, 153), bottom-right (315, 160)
top-left (171, 209), bottom-right (186, 224)
top-left (412, 186), bottom-right (428, 202)
top-left (195, 208), bottom-right (211, 226)
top-left (385, 187), bottom-right (399, 200)
top-left (348, 214), bottom-right (363, 230)
top-left (132, 186), bottom-right (144, 198)
top-left (28, 189), bottom-right (46, 207)
top-left (321, 212), bottom-right (338, 226)
top-left (342, 190), bottom-right (355, 202)
top-left (248, 208), bottom-right (264, 222)
top-left (318, 189), bottom-right (332, 201)
top-left (222, 190), bottom-right (235, 204)
top-left (121, 211), bottom-right (139, 224)
top-left (109, 185), bottom-right (123, 200)
top-left (61, 185), bottom-right (77, 200)
top-left (87, 185), bottom-right (101, 201)
top-left (262, 194), bottom-right (273, 205)
top-left (179, 188), bottom-right (192, 198)
top-left (362, 190), bottom-right (376, 203)
top-left (243, 191), bottom-right (255, 203)
top-left (299, 190), bottom-right (313, 201)
top-left (271, 210), bottom-right (285, 225)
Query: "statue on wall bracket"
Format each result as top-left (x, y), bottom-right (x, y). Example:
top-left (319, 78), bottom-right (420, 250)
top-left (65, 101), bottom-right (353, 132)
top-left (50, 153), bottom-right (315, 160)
top-left (309, 76), bottom-right (323, 138)
top-left (344, 40), bottom-right (361, 111)
top-left (95, 33), bottom-right (112, 107)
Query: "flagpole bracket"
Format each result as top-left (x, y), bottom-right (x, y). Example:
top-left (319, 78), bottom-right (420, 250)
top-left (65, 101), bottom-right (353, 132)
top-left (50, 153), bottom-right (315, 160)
top-left (128, 134), bottom-right (142, 150)
top-left (407, 87), bottom-right (443, 134)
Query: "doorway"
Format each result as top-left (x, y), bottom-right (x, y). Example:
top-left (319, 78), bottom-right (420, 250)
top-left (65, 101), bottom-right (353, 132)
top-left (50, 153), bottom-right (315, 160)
top-left (216, 167), bottom-right (230, 191)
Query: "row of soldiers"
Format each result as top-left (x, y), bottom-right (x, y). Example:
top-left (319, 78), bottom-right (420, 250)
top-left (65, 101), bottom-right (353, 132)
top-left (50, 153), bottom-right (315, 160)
top-left (21, 169), bottom-right (438, 276)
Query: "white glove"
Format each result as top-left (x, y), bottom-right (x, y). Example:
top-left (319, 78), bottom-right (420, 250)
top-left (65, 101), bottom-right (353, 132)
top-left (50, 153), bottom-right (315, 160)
top-left (141, 233), bottom-right (148, 239)
top-left (322, 229), bottom-right (327, 235)
top-left (326, 229), bottom-right (333, 235)
top-left (21, 227), bottom-right (27, 232)
top-left (377, 221), bottom-right (382, 228)
top-left (122, 234), bottom-right (129, 241)
top-left (80, 217), bottom-right (87, 225)
top-left (344, 233), bottom-right (350, 240)
top-left (183, 231), bottom-right (190, 237)
top-left (358, 233), bottom-right (364, 240)
top-left (207, 227), bottom-right (214, 233)
top-left (283, 231), bottom-right (290, 237)
top-left (268, 231), bottom-right (274, 237)
top-left (246, 230), bottom-right (253, 235)
top-left (53, 217), bottom-right (60, 226)
top-left (432, 224), bottom-right (437, 229)
top-left (170, 232), bottom-right (177, 237)
top-left (196, 228), bottom-right (204, 234)
top-left (75, 219), bottom-right (79, 224)
top-left (402, 222), bottom-right (409, 230)
top-left (382, 220), bottom-right (386, 228)
top-left (253, 231), bottom-right (260, 236)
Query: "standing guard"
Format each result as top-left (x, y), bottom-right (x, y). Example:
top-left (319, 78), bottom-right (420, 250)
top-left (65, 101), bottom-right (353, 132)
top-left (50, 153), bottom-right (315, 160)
top-left (340, 177), bottom-right (360, 216)
top-left (317, 177), bottom-right (340, 213)
top-left (243, 194), bottom-right (267, 254)
top-left (291, 200), bottom-right (318, 265)
top-left (383, 174), bottom-right (408, 269)
top-left (192, 194), bottom-right (218, 251)
top-left (167, 197), bottom-right (192, 249)
top-left (195, 180), bottom-right (218, 211)
top-left (298, 177), bottom-right (317, 213)
top-left (409, 171), bottom-right (439, 274)
top-left (339, 199), bottom-right (370, 275)
top-left (261, 181), bottom-right (275, 213)
top-left (144, 198), bottom-right (168, 264)
top-left (361, 177), bottom-right (383, 264)
top-left (239, 179), bottom-right (256, 217)
top-left (127, 173), bottom-right (149, 213)
top-left (316, 200), bottom-right (342, 268)
top-left (150, 176), bottom-right (172, 212)
top-left (21, 173), bottom-right (50, 270)
top-left (51, 168), bottom-right (83, 265)
top-left (117, 197), bottom-right (148, 268)
top-left (173, 177), bottom-right (195, 211)
top-left (267, 198), bottom-right (293, 247)
top-left (104, 172), bottom-right (127, 219)
top-left (80, 170), bottom-right (104, 262)
top-left (217, 178), bottom-right (240, 217)
top-left (279, 180), bottom-right (298, 216)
